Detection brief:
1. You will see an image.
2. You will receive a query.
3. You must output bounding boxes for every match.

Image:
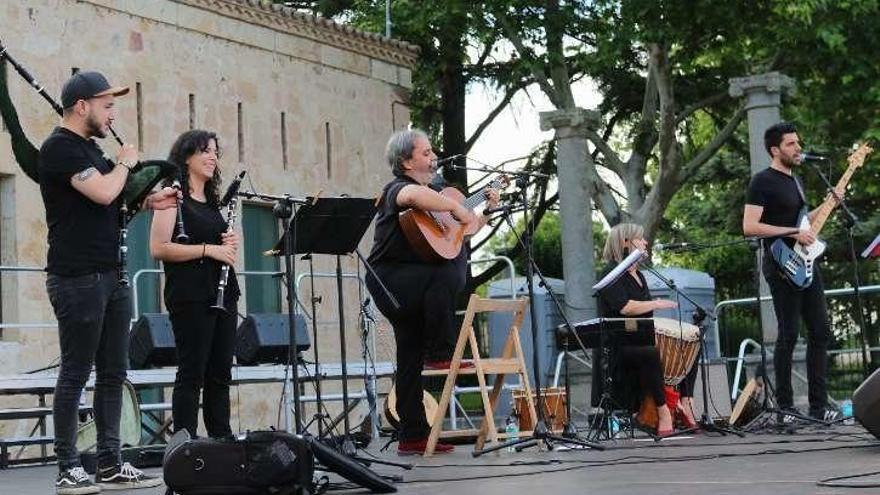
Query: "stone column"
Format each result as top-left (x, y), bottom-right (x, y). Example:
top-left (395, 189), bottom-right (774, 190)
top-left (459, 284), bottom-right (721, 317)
top-left (728, 72), bottom-right (796, 344)
top-left (539, 108), bottom-right (601, 322)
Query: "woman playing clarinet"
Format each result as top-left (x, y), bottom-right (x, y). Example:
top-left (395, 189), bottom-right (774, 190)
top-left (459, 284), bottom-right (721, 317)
top-left (150, 129), bottom-right (241, 438)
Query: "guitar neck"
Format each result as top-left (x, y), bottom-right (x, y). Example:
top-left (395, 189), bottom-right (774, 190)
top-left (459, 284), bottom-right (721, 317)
top-left (810, 144), bottom-right (871, 234)
top-left (462, 179), bottom-right (502, 211)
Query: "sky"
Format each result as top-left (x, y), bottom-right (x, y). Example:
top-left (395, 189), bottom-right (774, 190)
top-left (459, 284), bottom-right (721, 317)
top-left (464, 80), bottom-right (604, 171)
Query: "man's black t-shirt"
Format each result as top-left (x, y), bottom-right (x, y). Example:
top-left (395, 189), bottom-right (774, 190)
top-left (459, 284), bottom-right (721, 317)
top-left (746, 167), bottom-right (807, 249)
top-left (367, 175), bottom-right (425, 265)
top-left (39, 127), bottom-right (120, 276)
top-left (163, 198), bottom-right (240, 309)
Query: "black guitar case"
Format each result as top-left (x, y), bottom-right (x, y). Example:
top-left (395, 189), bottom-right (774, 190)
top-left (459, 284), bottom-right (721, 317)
top-left (163, 430), bottom-right (314, 495)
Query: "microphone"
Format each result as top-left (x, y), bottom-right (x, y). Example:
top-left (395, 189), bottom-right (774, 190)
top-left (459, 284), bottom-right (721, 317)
top-left (431, 154), bottom-right (465, 169)
top-left (653, 242), bottom-right (691, 252)
top-left (799, 152), bottom-right (828, 162)
top-left (483, 203), bottom-right (515, 216)
top-left (220, 170), bottom-right (246, 207)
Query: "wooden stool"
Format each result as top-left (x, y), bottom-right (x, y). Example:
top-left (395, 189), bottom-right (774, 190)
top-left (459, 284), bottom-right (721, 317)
top-left (421, 295), bottom-right (535, 456)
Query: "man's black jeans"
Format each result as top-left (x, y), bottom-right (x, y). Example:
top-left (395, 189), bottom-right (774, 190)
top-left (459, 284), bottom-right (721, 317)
top-left (47, 271), bottom-right (129, 471)
top-left (763, 258), bottom-right (830, 415)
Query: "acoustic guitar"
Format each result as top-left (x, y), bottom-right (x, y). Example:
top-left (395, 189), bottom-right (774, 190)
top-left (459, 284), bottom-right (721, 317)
top-left (399, 175), bottom-right (509, 262)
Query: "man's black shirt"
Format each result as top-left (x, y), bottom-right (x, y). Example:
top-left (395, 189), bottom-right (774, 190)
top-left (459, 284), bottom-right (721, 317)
top-left (39, 127), bottom-right (120, 276)
top-left (746, 167), bottom-right (807, 249)
top-left (367, 175), bottom-right (425, 265)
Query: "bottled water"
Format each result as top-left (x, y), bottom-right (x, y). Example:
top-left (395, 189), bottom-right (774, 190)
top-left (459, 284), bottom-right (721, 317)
top-left (505, 416), bottom-right (520, 452)
top-left (609, 414), bottom-right (621, 438)
top-left (842, 399), bottom-right (854, 425)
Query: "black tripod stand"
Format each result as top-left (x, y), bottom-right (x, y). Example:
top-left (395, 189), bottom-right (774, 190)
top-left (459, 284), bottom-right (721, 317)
top-left (273, 196), bottom-right (410, 467)
top-left (473, 173), bottom-right (603, 456)
top-left (640, 264), bottom-right (742, 437)
top-left (240, 191), bottom-right (401, 492)
top-left (805, 160), bottom-right (871, 380)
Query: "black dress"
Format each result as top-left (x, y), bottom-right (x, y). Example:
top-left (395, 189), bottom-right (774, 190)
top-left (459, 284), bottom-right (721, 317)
top-left (592, 266), bottom-right (666, 410)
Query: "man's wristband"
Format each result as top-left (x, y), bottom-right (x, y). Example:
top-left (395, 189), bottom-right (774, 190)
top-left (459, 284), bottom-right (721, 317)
top-left (118, 159), bottom-right (136, 171)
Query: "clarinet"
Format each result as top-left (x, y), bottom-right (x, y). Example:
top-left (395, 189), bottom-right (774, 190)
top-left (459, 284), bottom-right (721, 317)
top-left (172, 178), bottom-right (189, 243)
top-left (211, 171), bottom-right (246, 312)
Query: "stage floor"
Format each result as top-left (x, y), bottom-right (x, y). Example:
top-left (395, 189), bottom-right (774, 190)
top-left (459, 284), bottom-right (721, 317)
top-left (5, 425), bottom-right (880, 495)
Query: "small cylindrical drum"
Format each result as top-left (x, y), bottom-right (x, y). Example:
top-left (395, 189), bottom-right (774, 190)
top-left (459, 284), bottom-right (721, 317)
top-left (511, 387), bottom-right (568, 432)
top-left (653, 317), bottom-right (701, 386)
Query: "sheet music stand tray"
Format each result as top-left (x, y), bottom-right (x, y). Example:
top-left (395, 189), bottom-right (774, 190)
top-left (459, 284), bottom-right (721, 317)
top-left (273, 196), bottom-right (377, 255)
top-left (862, 232), bottom-right (880, 259)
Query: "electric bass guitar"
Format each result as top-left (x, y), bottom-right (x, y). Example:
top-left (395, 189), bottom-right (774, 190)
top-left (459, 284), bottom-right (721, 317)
top-left (770, 143), bottom-right (872, 288)
top-left (399, 175), bottom-right (509, 262)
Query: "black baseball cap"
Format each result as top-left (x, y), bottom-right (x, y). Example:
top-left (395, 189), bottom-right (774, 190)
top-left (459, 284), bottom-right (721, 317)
top-left (60, 71), bottom-right (129, 109)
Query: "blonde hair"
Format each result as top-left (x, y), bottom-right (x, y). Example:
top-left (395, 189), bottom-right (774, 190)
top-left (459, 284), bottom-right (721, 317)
top-left (602, 223), bottom-right (645, 263)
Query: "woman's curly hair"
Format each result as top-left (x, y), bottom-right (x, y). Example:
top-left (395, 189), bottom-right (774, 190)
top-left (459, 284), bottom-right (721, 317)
top-left (166, 129), bottom-right (223, 207)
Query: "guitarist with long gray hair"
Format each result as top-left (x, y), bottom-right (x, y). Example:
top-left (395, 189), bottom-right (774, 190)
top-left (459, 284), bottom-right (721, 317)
top-left (742, 122), bottom-right (837, 423)
top-left (366, 129), bottom-right (499, 455)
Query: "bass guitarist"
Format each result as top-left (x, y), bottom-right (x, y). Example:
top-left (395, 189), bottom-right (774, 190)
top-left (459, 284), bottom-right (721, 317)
top-left (365, 129), bottom-right (499, 455)
top-left (742, 122), bottom-right (836, 423)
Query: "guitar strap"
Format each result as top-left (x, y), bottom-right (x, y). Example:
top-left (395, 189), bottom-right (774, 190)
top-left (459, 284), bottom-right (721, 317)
top-left (792, 174), bottom-right (810, 224)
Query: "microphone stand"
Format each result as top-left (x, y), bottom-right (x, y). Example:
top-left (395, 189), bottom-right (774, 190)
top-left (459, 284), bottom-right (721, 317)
top-left (639, 263), bottom-right (743, 437)
top-left (473, 173), bottom-right (603, 456)
top-left (805, 162), bottom-right (871, 379)
top-left (668, 232), bottom-right (829, 430)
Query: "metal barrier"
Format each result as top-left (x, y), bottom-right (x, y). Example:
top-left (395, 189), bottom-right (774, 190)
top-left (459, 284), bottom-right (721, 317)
top-left (131, 268), bottom-right (291, 321)
top-left (0, 266), bottom-right (56, 331)
top-left (721, 284), bottom-right (880, 401)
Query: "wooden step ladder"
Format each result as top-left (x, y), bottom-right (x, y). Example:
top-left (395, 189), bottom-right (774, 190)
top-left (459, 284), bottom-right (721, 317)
top-left (422, 295), bottom-right (535, 456)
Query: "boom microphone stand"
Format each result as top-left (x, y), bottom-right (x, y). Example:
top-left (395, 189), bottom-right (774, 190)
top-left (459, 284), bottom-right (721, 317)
top-left (639, 262), bottom-right (742, 436)
top-left (805, 161), bottom-right (871, 379)
top-left (661, 234), bottom-right (827, 429)
top-left (238, 190), bottom-right (310, 434)
top-left (473, 173), bottom-right (603, 456)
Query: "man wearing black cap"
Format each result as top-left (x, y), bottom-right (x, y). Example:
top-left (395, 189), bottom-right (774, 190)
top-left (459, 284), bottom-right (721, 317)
top-left (39, 71), bottom-right (175, 494)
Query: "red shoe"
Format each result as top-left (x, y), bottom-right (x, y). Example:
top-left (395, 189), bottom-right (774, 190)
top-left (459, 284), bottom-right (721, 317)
top-left (397, 438), bottom-right (455, 456)
top-left (423, 359), bottom-right (475, 370)
top-left (674, 401), bottom-right (699, 430)
top-left (656, 428), bottom-right (675, 439)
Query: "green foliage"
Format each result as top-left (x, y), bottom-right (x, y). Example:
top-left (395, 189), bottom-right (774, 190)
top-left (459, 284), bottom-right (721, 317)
top-left (485, 211), bottom-right (606, 280)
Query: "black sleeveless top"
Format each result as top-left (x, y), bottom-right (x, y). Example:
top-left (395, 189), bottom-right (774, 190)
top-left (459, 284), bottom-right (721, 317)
top-left (163, 197), bottom-right (240, 310)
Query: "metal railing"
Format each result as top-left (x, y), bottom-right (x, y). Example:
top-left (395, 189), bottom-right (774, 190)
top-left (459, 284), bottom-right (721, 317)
top-left (720, 284), bottom-right (880, 401)
top-left (0, 266), bottom-right (55, 331)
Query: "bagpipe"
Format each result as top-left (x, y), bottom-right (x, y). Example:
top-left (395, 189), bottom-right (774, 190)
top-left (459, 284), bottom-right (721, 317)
top-left (0, 39), bottom-right (181, 285)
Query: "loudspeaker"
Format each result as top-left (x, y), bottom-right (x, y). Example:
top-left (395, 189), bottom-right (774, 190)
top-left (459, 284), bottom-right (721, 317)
top-left (691, 361), bottom-right (733, 420)
top-left (235, 313), bottom-right (310, 365)
top-left (129, 313), bottom-right (176, 369)
top-left (853, 368), bottom-right (880, 437)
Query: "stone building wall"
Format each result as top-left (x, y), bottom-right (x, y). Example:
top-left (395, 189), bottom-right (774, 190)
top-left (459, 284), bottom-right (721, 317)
top-left (0, 0), bottom-right (413, 440)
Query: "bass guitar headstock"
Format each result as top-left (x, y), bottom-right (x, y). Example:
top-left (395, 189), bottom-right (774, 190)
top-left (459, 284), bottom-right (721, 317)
top-left (848, 142), bottom-right (873, 171)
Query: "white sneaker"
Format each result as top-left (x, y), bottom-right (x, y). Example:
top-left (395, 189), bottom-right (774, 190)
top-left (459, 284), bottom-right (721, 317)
top-left (56, 466), bottom-right (100, 495)
top-left (96, 462), bottom-right (162, 490)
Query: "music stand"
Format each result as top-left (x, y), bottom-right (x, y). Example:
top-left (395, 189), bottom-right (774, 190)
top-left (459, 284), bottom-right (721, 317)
top-left (273, 197), bottom-right (394, 453)
top-left (257, 193), bottom-right (403, 495)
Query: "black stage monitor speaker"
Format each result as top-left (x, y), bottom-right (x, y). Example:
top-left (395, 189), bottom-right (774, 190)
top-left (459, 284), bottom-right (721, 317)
top-left (853, 367), bottom-right (880, 438)
top-left (235, 313), bottom-right (310, 365)
top-left (129, 313), bottom-right (177, 369)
